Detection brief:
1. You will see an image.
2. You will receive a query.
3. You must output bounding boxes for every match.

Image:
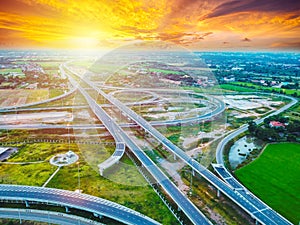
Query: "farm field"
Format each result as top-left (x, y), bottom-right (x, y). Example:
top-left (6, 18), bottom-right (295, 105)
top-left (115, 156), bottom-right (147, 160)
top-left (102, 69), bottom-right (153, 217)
top-left (0, 89), bottom-right (49, 107)
top-left (220, 84), bottom-right (257, 92)
top-left (235, 143), bottom-right (300, 224)
top-left (232, 82), bottom-right (300, 96)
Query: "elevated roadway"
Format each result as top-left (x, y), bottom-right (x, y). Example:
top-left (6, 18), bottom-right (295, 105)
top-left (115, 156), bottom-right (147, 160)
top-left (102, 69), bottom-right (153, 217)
top-left (79, 72), bottom-right (294, 225)
top-left (59, 66), bottom-right (126, 176)
top-left (63, 67), bottom-right (212, 225)
top-left (0, 208), bottom-right (103, 225)
top-left (98, 142), bottom-right (125, 176)
top-left (0, 184), bottom-right (161, 225)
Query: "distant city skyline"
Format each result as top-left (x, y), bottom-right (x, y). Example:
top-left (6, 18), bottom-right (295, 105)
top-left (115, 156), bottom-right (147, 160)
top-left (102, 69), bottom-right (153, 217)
top-left (0, 0), bottom-right (299, 50)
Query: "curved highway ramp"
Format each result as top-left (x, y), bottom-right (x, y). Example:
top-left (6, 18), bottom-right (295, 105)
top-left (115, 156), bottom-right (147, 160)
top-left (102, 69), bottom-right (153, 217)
top-left (0, 184), bottom-right (161, 225)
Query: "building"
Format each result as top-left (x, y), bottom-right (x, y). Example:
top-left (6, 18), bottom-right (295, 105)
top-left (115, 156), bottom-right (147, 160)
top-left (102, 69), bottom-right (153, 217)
top-left (269, 121), bottom-right (285, 128)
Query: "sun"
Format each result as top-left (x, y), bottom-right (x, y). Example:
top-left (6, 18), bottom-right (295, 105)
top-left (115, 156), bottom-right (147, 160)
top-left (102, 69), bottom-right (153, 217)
top-left (68, 36), bottom-right (100, 48)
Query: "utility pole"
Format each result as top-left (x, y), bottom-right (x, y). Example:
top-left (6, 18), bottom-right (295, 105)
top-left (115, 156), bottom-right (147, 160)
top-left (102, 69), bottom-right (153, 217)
top-left (4, 115), bottom-right (9, 139)
top-left (67, 124), bottom-right (70, 151)
top-left (76, 161), bottom-right (81, 191)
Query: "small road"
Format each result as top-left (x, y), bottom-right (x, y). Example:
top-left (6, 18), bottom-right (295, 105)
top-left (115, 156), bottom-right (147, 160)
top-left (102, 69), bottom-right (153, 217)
top-left (216, 93), bottom-right (298, 165)
top-left (42, 167), bottom-right (61, 187)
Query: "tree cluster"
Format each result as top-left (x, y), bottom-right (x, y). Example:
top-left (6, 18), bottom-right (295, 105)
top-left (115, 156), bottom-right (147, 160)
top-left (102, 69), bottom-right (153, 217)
top-left (248, 118), bottom-right (300, 143)
top-left (264, 115), bottom-right (289, 126)
top-left (248, 121), bottom-right (280, 142)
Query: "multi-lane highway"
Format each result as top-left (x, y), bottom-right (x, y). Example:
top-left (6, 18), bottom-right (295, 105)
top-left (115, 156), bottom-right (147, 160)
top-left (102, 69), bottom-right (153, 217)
top-left (0, 184), bottom-right (161, 225)
top-left (0, 62), bottom-right (296, 225)
top-left (63, 67), bottom-right (212, 225)
top-left (78, 71), bottom-right (294, 225)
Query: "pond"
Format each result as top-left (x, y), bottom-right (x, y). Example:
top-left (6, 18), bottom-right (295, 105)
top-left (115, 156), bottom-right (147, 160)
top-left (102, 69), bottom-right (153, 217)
top-left (229, 136), bottom-right (261, 169)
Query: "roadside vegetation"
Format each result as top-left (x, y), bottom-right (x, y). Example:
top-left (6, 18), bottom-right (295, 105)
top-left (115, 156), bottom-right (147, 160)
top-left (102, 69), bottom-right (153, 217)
top-left (179, 166), bottom-right (253, 225)
top-left (248, 115), bottom-right (300, 142)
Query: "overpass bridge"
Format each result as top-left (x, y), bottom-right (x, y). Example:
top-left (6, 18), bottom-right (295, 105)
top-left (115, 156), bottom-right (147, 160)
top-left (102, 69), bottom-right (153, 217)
top-left (0, 184), bottom-right (160, 225)
top-left (0, 208), bottom-right (104, 225)
top-left (77, 70), bottom-right (293, 225)
top-left (62, 66), bottom-right (212, 225)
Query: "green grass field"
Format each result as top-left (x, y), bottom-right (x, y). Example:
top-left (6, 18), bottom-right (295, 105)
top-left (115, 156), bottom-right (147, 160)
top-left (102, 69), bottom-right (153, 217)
top-left (0, 142), bottom-right (177, 224)
top-left (0, 68), bottom-right (23, 74)
top-left (220, 84), bottom-right (257, 92)
top-left (232, 82), bottom-right (300, 96)
top-left (149, 68), bottom-right (183, 74)
top-left (235, 143), bottom-right (300, 224)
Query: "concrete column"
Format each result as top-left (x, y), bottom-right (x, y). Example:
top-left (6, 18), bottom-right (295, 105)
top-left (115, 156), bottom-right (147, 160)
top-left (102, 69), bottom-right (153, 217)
top-left (25, 200), bottom-right (30, 208)
top-left (174, 153), bottom-right (176, 160)
top-left (18, 209), bottom-right (22, 224)
top-left (192, 169), bottom-right (195, 176)
top-left (217, 189), bottom-right (220, 198)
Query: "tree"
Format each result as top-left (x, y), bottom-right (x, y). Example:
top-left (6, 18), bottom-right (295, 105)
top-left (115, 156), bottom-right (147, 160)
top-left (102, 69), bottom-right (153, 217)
top-left (248, 121), bottom-right (257, 134)
top-left (287, 134), bottom-right (296, 142)
top-left (287, 121), bottom-right (300, 133)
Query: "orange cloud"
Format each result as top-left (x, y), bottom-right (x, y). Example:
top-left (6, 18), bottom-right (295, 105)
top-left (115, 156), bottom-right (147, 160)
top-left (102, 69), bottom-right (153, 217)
top-left (0, 0), bottom-right (299, 50)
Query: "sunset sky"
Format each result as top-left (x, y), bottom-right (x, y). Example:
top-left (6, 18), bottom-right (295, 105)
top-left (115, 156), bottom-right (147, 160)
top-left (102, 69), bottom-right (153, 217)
top-left (0, 0), bottom-right (299, 50)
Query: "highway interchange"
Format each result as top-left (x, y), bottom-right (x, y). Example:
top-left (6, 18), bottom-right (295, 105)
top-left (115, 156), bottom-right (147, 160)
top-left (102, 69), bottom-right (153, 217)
top-left (0, 63), bottom-right (297, 225)
top-left (63, 66), bottom-right (212, 225)
top-left (73, 66), bottom-right (295, 225)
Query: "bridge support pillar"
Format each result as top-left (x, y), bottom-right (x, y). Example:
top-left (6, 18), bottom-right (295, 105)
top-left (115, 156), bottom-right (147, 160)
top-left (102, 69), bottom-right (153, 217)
top-left (192, 169), bottom-right (195, 176)
top-left (178, 206), bottom-right (181, 212)
top-left (99, 168), bottom-right (104, 176)
top-left (174, 154), bottom-right (176, 160)
top-left (25, 200), bottom-right (30, 208)
top-left (18, 209), bottom-right (22, 224)
top-left (217, 189), bottom-right (220, 198)
top-left (65, 206), bottom-right (70, 213)
top-left (93, 213), bottom-right (102, 219)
